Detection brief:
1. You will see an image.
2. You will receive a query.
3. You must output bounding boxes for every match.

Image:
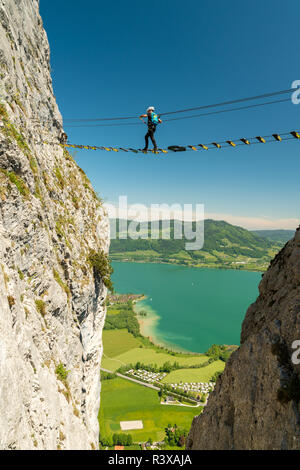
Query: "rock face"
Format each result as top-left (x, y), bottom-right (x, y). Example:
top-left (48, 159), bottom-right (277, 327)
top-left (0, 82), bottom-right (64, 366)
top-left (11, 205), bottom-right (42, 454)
top-left (0, 0), bottom-right (110, 450)
top-left (187, 227), bottom-right (300, 450)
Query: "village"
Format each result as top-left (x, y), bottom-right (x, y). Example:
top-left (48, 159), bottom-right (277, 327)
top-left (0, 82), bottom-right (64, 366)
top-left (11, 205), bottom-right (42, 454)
top-left (169, 381), bottom-right (215, 395)
top-left (125, 368), bottom-right (215, 396)
top-left (125, 369), bottom-right (167, 383)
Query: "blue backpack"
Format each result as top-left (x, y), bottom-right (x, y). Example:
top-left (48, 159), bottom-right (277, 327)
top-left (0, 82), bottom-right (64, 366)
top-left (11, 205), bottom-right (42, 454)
top-left (151, 113), bottom-right (159, 126)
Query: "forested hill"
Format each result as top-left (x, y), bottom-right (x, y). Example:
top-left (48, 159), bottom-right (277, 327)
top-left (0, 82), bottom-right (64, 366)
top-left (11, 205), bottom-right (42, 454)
top-left (109, 219), bottom-right (282, 271)
top-left (252, 230), bottom-right (295, 244)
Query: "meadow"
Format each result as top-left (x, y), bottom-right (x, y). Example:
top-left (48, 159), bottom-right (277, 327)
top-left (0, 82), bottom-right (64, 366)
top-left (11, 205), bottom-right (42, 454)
top-left (99, 377), bottom-right (202, 443)
top-left (103, 329), bottom-right (141, 357)
top-left (161, 360), bottom-right (225, 383)
top-left (101, 329), bottom-right (221, 381)
top-left (100, 294), bottom-right (229, 444)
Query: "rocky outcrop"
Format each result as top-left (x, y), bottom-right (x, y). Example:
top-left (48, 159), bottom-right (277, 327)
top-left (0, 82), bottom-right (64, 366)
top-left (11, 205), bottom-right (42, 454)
top-left (0, 0), bottom-right (109, 450)
top-left (187, 227), bottom-right (300, 450)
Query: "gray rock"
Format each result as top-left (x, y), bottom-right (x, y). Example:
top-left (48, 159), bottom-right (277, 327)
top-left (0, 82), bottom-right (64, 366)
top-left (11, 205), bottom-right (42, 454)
top-left (0, 0), bottom-right (109, 450)
top-left (187, 227), bottom-right (300, 450)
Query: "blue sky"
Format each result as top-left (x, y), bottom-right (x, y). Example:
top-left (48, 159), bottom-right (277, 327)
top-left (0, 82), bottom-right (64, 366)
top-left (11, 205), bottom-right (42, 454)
top-left (40, 0), bottom-right (300, 229)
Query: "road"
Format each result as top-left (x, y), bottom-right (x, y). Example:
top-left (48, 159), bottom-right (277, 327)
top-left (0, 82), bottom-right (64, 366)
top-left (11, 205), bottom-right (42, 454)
top-left (101, 367), bottom-right (161, 391)
top-left (100, 367), bottom-right (207, 406)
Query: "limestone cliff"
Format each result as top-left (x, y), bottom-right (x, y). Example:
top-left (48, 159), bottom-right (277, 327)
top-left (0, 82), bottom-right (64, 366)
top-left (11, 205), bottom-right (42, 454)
top-left (0, 0), bottom-right (110, 450)
top-left (187, 227), bottom-right (300, 450)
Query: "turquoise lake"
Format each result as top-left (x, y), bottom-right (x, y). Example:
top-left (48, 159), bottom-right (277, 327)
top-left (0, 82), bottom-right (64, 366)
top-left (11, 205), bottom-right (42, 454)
top-left (111, 262), bottom-right (261, 353)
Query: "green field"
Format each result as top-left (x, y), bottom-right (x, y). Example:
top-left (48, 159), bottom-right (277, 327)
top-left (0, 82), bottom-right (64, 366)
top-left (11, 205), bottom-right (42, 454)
top-left (110, 347), bottom-right (207, 369)
top-left (101, 329), bottom-right (212, 372)
top-left (99, 377), bottom-right (202, 442)
top-left (162, 360), bottom-right (225, 383)
top-left (101, 329), bottom-right (226, 383)
top-left (101, 296), bottom-right (227, 445)
top-left (102, 329), bottom-right (141, 357)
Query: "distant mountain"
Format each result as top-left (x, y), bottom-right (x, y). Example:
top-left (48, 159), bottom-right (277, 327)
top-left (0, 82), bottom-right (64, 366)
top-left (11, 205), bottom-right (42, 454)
top-left (109, 219), bottom-right (283, 271)
top-left (252, 230), bottom-right (295, 244)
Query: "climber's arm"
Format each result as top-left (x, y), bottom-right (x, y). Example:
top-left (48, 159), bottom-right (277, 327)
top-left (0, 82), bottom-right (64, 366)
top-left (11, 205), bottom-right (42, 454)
top-left (139, 114), bottom-right (147, 124)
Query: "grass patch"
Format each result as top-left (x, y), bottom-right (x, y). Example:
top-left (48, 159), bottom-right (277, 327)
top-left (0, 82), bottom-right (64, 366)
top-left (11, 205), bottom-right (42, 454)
top-left (29, 157), bottom-right (38, 175)
top-left (55, 363), bottom-right (69, 382)
top-left (54, 167), bottom-right (64, 188)
top-left (161, 361), bottom-right (225, 383)
top-left (103, 329), bottom-right (142, 358)
top-left (35, 299), bottom-right (46, 317)
top-left (99, 377), bottom-right (201, 442)
top-left (101, 329), bottom-right (209, 373)
top-left (18, 268), bottom-right (24, 280)
top-left (0, 103), bottom-right (31, 156)
top-left (53, 269), bottom-right (70, 296)
top-left (115, 348), bottom-right (208, 369)
top-left (0, 169), bottom-right (29, 197)
top-left (55, 221), bottom-right (66, 239)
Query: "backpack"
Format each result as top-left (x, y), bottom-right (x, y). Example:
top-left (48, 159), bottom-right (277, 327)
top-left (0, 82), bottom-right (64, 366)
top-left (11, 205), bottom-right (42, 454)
top-left (151, 113), bottom-right (159, 126)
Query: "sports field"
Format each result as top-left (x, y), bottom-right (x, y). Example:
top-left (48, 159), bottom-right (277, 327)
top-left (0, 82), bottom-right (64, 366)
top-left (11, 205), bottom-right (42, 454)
top-left (99, 377), bottom-right (202, 442)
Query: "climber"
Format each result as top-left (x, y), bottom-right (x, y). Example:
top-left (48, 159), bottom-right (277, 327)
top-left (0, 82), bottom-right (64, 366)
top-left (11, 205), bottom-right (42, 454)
top-left (139, 107), bottom-right (162, 152)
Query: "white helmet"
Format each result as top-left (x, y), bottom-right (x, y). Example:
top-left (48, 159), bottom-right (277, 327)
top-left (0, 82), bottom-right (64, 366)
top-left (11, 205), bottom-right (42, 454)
top-left (147, 106), bottom-right (155, 112)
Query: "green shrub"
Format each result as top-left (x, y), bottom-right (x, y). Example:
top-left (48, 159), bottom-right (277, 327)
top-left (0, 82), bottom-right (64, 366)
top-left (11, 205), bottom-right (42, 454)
top-left (205, 344), bottom-right (232, 362)
top-left (0, 169), bottom-right (29, 197)
top-left (54, 167), bottom-right (64, 188)
top-left (55, 221), bottom-right (65, 239)
top-left (0, 103), bottom-right (31, 156)
top-left (55, 363), bottom-right (69, 382)
top-left (211, 370), bottom-right (222, 382)
top-left (88, 250), bottom-right (114, 292)
top-left (29, 157), bottom-right (38, 175)
top-left (35, 299), bottom-right (46, 317)
top-left (18, 268), bottom-right (24, 280)
top-left (101, 371), bottom-right (117, 380)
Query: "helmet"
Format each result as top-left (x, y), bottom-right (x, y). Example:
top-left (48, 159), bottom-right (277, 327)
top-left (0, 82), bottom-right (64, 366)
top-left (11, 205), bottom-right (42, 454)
top-left (147, 106), bottom-right (155, 113)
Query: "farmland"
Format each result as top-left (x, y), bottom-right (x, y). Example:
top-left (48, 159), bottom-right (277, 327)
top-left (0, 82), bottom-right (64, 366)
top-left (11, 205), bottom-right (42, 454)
top-left (99, 377), bottom-right (202, 443)
top-left (100, 294), bottom-right (231, 446)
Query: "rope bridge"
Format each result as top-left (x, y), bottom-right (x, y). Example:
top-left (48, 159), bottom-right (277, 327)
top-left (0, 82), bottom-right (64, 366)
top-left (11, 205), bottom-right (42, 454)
top-left (43, 130), bottom-right (300, 155)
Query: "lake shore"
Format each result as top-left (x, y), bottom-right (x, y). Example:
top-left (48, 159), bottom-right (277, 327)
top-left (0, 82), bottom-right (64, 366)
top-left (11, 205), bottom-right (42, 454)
top-left (112, 261), bottom-right (260, 352)
top-left (133, 299), bottom-right (195, 354)
top-left (110, 257), bottom-right (265, 273)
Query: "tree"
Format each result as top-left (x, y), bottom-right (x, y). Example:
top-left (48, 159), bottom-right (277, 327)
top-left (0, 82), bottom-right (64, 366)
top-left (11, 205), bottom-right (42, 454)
top-left (169, 437), bottom-right (176, 447)
top-left (178, 435), bottom-right (186, 447)
top-left (211, 371), bottom-right (222, 382)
